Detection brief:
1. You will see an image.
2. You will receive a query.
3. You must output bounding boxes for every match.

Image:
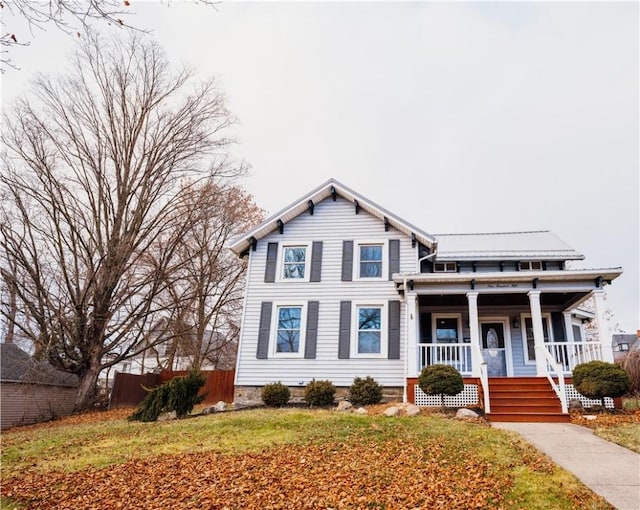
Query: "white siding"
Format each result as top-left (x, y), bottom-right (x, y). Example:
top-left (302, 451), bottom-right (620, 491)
top-left (236, 197), bottom-right (415, 387)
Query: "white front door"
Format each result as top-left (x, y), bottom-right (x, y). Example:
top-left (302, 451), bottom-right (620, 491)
top-left (480, 318), bottom-right (512, 377)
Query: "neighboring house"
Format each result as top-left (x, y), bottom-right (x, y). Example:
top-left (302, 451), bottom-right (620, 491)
top-left (1, 343), bottom-right (79, 429)
top-left (229, 179), bottom-right (623, 421)
top-left (612, 332), bottom-right (640, 360)
top-left (104, 329), bottom-right (236, 383)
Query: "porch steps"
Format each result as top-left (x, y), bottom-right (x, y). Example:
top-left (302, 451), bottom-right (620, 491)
top-left (486, 377), bottom-right (570, 423)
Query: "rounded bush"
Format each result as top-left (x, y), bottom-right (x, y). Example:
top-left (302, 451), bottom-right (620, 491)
top-left (418, 364), bottom-right (464, 408)
top-left (348, 376), bottom-right (383, 406)
top-left (261, 382), bottom-right (290, 407)
top-left (573, 361), bottom-right (631, 406)
top-left (304, 379), bottom-right (336, 407)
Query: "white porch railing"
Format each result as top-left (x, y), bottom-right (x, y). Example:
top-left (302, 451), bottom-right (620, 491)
top-left (540, 345), bottom-right (568, 414)
top-left (545, 341), bottom-right (603, 373)
top-left (418, 343), bottom-right (473, 375)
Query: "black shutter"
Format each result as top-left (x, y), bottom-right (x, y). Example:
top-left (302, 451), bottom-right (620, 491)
top-left (304, 301), bottom-right (319, 359)
top-left (310, 242), bottom-right (323, 282)
top-left (389, 239), bottom-right (400, 280)
top-left (421, 313), bottom-right (432, 343)
top-left (551, 312), bottom-right (566, 342)
top-left (388, 300), bottom-right (401, 359)
top-left (256, 302), bottom-right (272, 359)
top-left (341, 241), bottom-right (353, 281)
top-left (264, 243), bottom-right (278, 283)
top-left (338, 301), bottom-right (351, 359)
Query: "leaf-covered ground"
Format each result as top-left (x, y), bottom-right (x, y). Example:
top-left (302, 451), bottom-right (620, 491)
top-left (2, 408), bottom-right (613, 509)
top-left (571, 410), bottom-right (640, 453)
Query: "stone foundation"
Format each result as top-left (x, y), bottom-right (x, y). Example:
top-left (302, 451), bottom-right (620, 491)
top-left (234, 385), bottom-right (404, 405)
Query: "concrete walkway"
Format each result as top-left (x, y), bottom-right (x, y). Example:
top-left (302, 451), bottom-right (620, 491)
top-left (493, 422), bottom-right (640, 510)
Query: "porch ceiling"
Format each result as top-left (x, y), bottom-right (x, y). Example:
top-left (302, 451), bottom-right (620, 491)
top-left (418, 291), bottom-right (588, 309)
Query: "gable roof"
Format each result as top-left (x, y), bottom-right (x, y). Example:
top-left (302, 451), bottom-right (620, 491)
top-left (0, 343), bottom-right (78, 387)
top-left (229, 178), bottom-right (437, 256)
top-left (434, 230), bottom-right (584, 261)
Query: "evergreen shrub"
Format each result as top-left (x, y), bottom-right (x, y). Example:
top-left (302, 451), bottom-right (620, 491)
top-left (304, 379), bottom-right (336, 406)
top-left (261, 382), bottom-right (291, 407)
top-left (348, 376), bottom-right (383, 406)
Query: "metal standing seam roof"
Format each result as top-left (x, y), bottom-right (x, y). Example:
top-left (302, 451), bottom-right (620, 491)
top-left (433, 230), bottom-right (584, 261)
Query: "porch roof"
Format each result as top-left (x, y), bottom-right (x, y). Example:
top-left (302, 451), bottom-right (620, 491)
top-left (393, 267), bottom-right (623, 287)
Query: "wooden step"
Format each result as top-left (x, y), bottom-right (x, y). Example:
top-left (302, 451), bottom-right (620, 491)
top-left (486, 377), bottom-right (569, 422)
top-left (487, 412), bottom-right (570, 423)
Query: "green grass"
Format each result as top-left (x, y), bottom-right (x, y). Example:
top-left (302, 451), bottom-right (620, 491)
top-left (592, 423), bottom-right (640, 454)
top-left (1, 408), bottom-right (612, 509)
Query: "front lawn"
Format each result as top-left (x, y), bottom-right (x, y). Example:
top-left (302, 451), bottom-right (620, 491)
top-left (1, 408), bottom-right (612, 509)
top-left (572, 411), bottom-right (640, 454)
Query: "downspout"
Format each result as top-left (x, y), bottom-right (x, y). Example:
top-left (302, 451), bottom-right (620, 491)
top-left (417, 251), bottom-right (437, 272)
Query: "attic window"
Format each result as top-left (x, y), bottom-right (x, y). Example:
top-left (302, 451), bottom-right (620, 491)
top-left (433, 262), bottom-right (457, 273)
top-left (618, 343), bottom-right (630, 352)
top-left (519, 261), bottom-right (543, 271)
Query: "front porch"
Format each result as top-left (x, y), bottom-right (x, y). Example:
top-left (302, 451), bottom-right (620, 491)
top-left (398, 270), bottom-right (621, 421)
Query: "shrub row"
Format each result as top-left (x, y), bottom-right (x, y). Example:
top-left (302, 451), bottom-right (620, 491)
top-left (261, 376), bottom-right (384, 407)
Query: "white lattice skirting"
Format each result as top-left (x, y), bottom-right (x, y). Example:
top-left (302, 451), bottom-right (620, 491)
top-left (565, 384), bottom-right (614, 409)
top-left (414, 384), bottom-right (479, 407)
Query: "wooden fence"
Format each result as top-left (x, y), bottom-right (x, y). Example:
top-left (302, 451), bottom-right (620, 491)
top-left (110, 370), bottom-right (235, 408)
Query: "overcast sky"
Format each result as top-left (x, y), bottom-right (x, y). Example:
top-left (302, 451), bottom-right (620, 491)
top-left (2, 1), bottom-right (638, 332)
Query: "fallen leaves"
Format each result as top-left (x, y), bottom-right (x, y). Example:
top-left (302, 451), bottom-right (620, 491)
top-left (571, 410), bottom-right (640, 429)
top-left (3, 439), bottom-right (512, 509)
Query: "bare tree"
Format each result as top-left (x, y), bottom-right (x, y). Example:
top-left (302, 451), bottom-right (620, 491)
top-left (1, 0), bottom-right (217, 70)
top-left (154, 180), bottom-right (263, 371)
top-left (0, 32), bottom-right (243, 409)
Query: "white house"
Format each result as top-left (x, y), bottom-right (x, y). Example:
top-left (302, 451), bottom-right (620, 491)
top-left (230, 179), bottom-right (623, 421)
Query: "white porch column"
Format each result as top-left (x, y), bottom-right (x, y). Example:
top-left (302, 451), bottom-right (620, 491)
top-left (467, 291), bottom-right (481, 377)
top-left (528, 291), bottom-right (547, 375)
top-left (405, 293), bottom-right (419, 378)
top-left (563, 311), bottom-right (575, 343)
top-left (592, 289), bottom-right (614, 362)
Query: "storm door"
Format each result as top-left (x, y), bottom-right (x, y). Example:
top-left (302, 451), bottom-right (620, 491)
top-left (480, 321), bottom-right (510, 377)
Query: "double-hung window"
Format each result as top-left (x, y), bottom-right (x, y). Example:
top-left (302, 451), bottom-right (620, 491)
top-left (359, 244), bottom-right (383, 278)
top-left (280, 244), bottom-right (309, 281)
top-left (521, 313), bottom-right (552, 363)
top-left (352, 302), bottom-right (387, 357)
top-left (274, 305), bottom-right (304, 355)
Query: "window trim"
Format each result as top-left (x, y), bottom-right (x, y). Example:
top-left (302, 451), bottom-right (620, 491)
top-left (520, 312), bottom-right (554, 365)
top-left (433, 261), bottom-right (457, 273)
top-left (277, 242), bottom-right (312, 282)
top-left (431, 313), bottom-right (463, 344)
top-left (351, 301), bottom-right (388, 358)
top-left (354, 240), bottom-right (388, 281)
top-left (270, 302), bottom-right (308, 358)
top-left (519, 261), bottom-right (543, 271)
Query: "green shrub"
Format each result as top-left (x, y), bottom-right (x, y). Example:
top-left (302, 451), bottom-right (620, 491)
top-left (348, 376), bottom-right (383, 406)
top-left (623, 397), bottom-right (640, 411)
top-left (128, 370), bottom-right (206, 422)
top-left (573, 361), bottom-right (631, 408)
top-left (261, 382), bottom-right (290, 407)
top-left (304, 379), bottom-right (336, 407)
top-left (418, 364), bottom-right (464, 409)
top-left (617, 350), bottom-right (640, 396)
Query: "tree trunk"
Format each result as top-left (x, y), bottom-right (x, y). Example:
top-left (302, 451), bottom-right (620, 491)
top-left (74, 364), bottom-right (102, 411)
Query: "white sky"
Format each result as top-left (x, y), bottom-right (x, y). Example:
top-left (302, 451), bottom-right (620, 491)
top-left (2, 1), bottom-right (638, 332)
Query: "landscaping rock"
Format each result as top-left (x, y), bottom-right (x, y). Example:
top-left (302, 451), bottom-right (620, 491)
top-left (404, 404), bottom-right (421, 417)
top-left (214, 401), bottom-right (227, 412)
top-left (157, 411), bottom-right (177, 422)
top-left (337, 401), bottom-right (353, 412)
top-left (455, 408), bottom-right (479, 419)
top-left (355, 407), bottom-right (368, 415)
top-left (383, 406), bottom-right (400, 417)
top-left (568, 399), bottom-right (584, 411)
